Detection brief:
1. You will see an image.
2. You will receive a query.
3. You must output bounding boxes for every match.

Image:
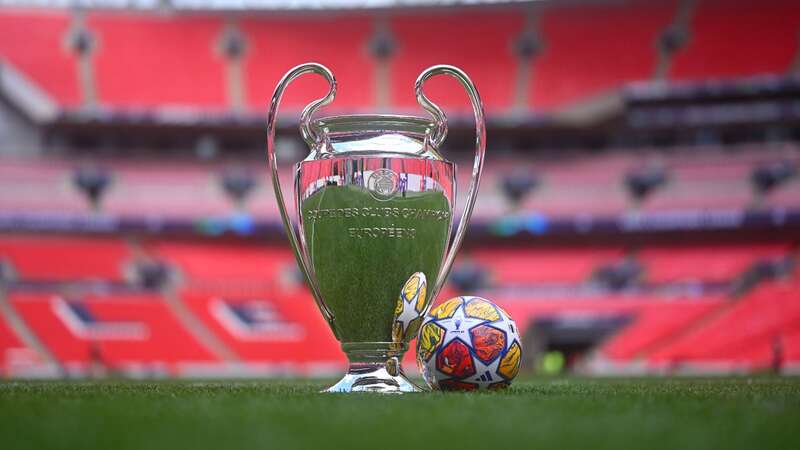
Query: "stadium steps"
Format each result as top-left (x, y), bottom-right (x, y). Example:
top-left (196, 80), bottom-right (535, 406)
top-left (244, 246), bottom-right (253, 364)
top-left (653, 0), bottom-right (696, 80)
top-left (628, 299), bottom-right (734, 361)
top-left (0, 288), bottom-right (56, 366)
top-left (646, 278), bottom-right (800, 369)
top-left (178, 289), bottom-right (343, 368)
top-left (125, 238), bottom-right (240, 364)
top-left (161, 289), bottom-right (239, 363)
top-left (630, 268), bottom-right (772, 362)
top-left (599, 299), bottom-right (723, 361)
top-left (10, 292), bottom-right (221, 373)
top-left (0, 8), bottom-right (80, 105)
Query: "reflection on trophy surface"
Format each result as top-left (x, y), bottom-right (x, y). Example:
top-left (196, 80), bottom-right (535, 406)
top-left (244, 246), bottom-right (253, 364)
top-left (267, 63), bottom-right (485, 393)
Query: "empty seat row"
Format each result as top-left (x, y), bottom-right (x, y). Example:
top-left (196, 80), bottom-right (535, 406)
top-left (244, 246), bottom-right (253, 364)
top-left (1, 1), bottom-right (797, 112)
top-left (0, 234), bottom-right (791, 286)
top-left (648, 279), bottom-right (800, 369)
top-left (9, 293), bottom-right (217, 373)
top-left (2, 147), bottom-right (798, 221)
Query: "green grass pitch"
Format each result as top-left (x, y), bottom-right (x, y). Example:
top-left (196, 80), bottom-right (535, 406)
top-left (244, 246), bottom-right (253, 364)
top-left (1, 377), bottom-right (798, 450)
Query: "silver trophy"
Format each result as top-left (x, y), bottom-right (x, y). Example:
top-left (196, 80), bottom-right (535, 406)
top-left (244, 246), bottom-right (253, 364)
top-left (266, 63), bottom-right (485, 393)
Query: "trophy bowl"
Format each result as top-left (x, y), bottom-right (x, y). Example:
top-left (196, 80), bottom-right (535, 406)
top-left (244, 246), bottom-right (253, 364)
top-left (266, 63), bottom-right (485, 393)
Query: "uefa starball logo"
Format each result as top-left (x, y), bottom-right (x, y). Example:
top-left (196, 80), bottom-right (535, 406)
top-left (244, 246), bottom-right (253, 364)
top-left (367, 169), bottom-right (400, 201)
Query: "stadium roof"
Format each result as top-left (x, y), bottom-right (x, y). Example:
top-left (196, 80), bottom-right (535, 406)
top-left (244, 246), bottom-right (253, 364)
top-left (0, 0), bottom-right (536, 11)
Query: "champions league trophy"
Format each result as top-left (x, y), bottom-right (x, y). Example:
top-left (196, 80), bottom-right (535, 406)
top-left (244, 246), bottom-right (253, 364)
top-left (266, 63), bottom-right (485, 393)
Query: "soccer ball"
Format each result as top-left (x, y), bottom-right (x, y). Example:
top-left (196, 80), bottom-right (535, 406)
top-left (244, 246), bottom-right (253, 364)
top-left (416, 296), bottom-right (522, 391)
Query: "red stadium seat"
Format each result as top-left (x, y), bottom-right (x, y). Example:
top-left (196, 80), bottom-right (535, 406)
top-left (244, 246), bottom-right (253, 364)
top-left (149, 241), bottom-right (294, 285)
top-left (490, 297), bottom-right (726, 355)
top-left (649, 280), bottom-right (800, 369)
top-left (86, 12), bottom-right (227, 108)
top-left (2, 2), bottom-right (798, 114)
top-left (0, 235), bottom-right (131, 282)
top-left (0, 8), bottom-right (80, 105)
top-left (0, 313), bottom-right (30, 375)
top-left (600, 299), bottom-right (723, 360)
top-left (637, 244), bottom-right (790, 283)
top-left (178, 289), bottom-right (343, 368)
top-left (241, 15), bottom-right (374, 112)
top-left (531, 0), bottom-right (676, 110)
top-left (670, 0), bottom-right (800, 80)
top-left (470, 248), bottom-right (623, 284)
top-left (389, 11), bottom-right (524, 114)
top-left (10, 293), bottom-right (218, 372)
top-left (782, 327), bottom-right (800, 366)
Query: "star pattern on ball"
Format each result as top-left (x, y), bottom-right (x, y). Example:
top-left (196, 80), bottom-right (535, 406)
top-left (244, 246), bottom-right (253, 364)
top-left (395, 292), bottom-right (423, 335)
top-left (435, 301), bottom-right (489, 348)
top-left (392, 272), bottom-right (427, 341)
top-left (460, 353), bottom-right (503, 385)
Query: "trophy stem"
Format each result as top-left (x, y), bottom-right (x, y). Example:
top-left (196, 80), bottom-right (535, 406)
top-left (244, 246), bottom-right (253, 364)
top-left (324, 342), bottom-right (423, 393)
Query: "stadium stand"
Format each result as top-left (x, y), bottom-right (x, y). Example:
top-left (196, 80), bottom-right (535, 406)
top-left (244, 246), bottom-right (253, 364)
top-left (179, 289), bottom-right (342, 369)
top-left (241, 15), bottom-right (374, 112)
top-left (0, 313), bottom-right (27, 375)
top-left (648, 279), bottom-right (800, 370)
top-left (150, 242), bottom-right (294, 284)
top-left (2, 1), bottom-right (799, 113)
top-left (102, 162), bottom-right (233, 218)
top-left (784, 327), bottom-right (800, 370)
top-left (530, 0), bottom-right (676, 110)
top-left (0, 235), bottom-right (130, 282)
top-left (149, 241), bottom-right (293, 285)
top-left (4, 144), bottom-right (797, 223)
top-left (637, 244), bottom-right (790, 283)
top-left (0, 159), bottom-right (87, 213)
top-left (86, 12), bottom-right (227, 109)
top-left (0, 233), bottom-right (795, 375)
top-left (766, 177), bottom-right (800, 209)
top-left (389, 11), bottom-right (523, 113)
top-left (10, 292), bottom-right (218, 374)
top-left (0, 1), bottom-right (799, 379)
top-left (470, 247), bottom-right (623, 284)
top-left (600, 299), bottom-right (723, 361)
top-left (669, 0), bottom-right (800, 80)
top-left (0, 8), bottom-right (79, 105)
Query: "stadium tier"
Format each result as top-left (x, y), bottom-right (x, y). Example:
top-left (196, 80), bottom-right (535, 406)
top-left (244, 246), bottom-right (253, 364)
top-left (530, 0), bottom-right (676, 110)
top-left (9, 292), bottom-right (219, 375)
top-left (148, 241), bottom-right (294, 284)
top-left (87, 13), bottom-right (228, 109)
top-left (0, 235), bottom-right (131, 282)
top-left (1, 0), bottom-right (798, 113)
top-left (0, 0), bottom-right (799, 380)
top-left (0, 313), bottom-right (31, 377)
top-left (648, 278), bottom-right (800, 371)
top-left (599, 300), bottom-right (723, 361)
top-left (178, 290), bottom-right (342, 368)
top-left (1, 234), bottom-right (797, 376)
top-left (636, 244), bottom-right (791, 283)
top-left (0, 8), bottom-right (80, 106)
top-left (1, 144), bottom-right (798, 226)
top-left (389, 11), bottom-right (523, 113)
top-left (669, 0), bottom-right (800, 81)
top-left (470, 247), bottom-right (624, 284)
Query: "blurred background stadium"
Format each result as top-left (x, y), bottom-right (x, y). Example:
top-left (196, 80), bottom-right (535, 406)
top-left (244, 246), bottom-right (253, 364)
top-left (0, 0), bottom-right (798, 380)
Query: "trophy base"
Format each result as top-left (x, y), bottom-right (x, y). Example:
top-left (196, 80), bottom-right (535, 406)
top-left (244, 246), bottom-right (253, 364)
top-left (324, 363), bottom-right (422, 394)
top-left (324, 343), bottom-right (422, 393)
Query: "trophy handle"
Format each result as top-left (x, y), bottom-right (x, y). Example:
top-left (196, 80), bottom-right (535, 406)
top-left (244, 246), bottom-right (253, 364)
top-left (415, 65), bottom-right (486, 304)
top-left (266, 62), bottom-right (338, 331)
